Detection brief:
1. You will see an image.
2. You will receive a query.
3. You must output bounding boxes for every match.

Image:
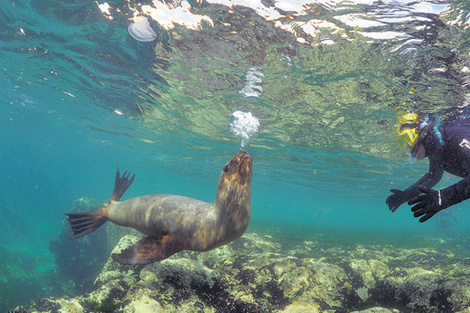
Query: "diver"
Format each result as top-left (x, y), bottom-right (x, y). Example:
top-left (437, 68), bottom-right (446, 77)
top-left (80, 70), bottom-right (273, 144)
top-left (387, 112), bottom-right (470, 222)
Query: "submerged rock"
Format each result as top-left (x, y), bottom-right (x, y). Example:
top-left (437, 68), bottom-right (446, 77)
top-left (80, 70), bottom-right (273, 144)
top-left (11, 231), bottom-right (470, 313)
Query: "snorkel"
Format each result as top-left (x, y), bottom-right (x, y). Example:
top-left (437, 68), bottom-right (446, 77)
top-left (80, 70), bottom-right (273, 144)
top-left (408, 151), bottom-right (418, 164)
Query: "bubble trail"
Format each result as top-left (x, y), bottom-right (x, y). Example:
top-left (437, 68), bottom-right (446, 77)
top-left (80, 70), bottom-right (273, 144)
top-left (229, 111), bottom-right (260, 149)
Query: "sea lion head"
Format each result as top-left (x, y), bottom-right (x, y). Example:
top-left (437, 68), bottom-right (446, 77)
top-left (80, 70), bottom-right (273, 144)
top-left (221, 150), bottom-right (252, 185)
top-left (214, 150), bottom-right (253, 209)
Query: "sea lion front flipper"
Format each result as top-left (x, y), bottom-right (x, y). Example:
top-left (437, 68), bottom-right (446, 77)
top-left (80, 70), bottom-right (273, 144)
top-left (112, 235), bottom-right (182, 265)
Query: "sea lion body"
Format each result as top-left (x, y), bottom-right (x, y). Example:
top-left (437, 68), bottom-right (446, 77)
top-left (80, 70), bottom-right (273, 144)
top-left (65, 151), bottom-right (252, 265)
top-left (106, 194), bottom-right (248, 252)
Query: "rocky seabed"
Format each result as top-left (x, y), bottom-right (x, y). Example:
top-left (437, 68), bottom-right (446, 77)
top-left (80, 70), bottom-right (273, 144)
top-left (10, 232), bottom-right (470, 313)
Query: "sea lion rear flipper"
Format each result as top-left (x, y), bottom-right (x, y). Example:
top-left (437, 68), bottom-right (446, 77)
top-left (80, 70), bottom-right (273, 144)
top-left (110, 166), bottom-right (135, 202)
top-left (112, 235), bottom-right (182, 265)
top-left (65, 208), bottom-right (107, 240)
top-left (65, 167), bottom-right (135, 240)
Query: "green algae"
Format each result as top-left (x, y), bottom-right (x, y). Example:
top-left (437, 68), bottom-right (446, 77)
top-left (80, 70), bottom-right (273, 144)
top-left (0, 245), bottom-right (64, 313)
top-left (83, 299), bottom-right (121, 313)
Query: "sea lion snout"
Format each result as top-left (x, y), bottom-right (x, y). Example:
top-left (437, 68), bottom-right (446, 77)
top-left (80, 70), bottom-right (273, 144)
top-left (239, 151), bottom-right (252, 177)
top-left (237, 150), bottom-right (251, 162)
top-left (221, 151), bottom-right (252, 186)
top-left (235, 150), bottom-right (252, 166)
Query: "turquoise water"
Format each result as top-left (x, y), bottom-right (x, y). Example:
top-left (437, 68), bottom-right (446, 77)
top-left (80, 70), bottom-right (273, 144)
top-left (2, 0), bottom-right (470, 310)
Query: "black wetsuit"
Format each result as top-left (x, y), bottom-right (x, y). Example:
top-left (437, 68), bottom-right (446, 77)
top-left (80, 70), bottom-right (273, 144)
top-left (386, 118), bottom-right (470, 222)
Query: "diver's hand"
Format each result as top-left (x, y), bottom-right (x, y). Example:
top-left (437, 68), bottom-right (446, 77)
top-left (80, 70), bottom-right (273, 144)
top-left (408, 186), bottom-right (445, 223)
top-left (386, 189), bottom-right (409, 213)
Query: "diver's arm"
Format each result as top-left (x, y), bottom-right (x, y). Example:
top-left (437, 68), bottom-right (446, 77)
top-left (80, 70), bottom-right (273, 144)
top-left (409, 125), bottom-right (470, 221)
top-left (439, 175), bottom-right (470, 206)
top-left (407, 159), bottom-right (444, 190)
top-left (387, 159), bottom-right (444, 212)
top-left (410, 175), bottom-right (470, 222)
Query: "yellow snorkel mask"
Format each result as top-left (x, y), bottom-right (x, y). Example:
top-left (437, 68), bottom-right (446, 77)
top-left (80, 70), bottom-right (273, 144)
top-left (396, 113), bottom-right (419, 147)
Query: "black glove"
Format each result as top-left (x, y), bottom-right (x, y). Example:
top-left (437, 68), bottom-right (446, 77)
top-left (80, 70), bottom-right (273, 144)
top-left (408, 186), bottom-right (446, 223)
top-left (386, 189), bottom-right (410, 213)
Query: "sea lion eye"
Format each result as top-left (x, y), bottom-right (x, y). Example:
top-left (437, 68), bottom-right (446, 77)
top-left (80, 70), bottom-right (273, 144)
top-left (223, 164), bottom-right (230, 172)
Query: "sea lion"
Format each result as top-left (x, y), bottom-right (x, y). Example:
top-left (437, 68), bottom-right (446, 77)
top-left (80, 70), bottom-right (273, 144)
top-left (65, 150), bottom-right (253, 265)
